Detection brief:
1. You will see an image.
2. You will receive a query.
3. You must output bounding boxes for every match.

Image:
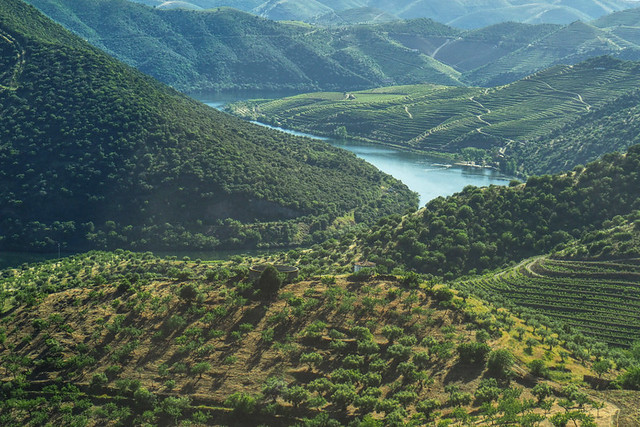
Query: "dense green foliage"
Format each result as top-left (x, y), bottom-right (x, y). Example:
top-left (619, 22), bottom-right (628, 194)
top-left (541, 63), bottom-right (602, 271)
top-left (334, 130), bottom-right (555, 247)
top-left (231, 56), bottom-right (640, 176)
top-left (0, 0), bottom-right (417, 252)
top-left (457, 212), bottom-right (640, 346)
top-left (325, 145), bottom-right (640, 280)
top-left (25, 0), bottom-right (463, 92)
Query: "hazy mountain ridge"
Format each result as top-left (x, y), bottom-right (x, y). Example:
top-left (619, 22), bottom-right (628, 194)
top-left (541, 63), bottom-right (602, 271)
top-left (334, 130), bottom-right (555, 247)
top-left (128, 0), bottom-right (640, 28)
top-left (25, 0), bottom-right (465, 93)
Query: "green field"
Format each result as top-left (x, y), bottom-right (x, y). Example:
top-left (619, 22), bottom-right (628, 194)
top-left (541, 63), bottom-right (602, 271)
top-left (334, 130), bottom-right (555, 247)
top-left (230, 56), bottom-right (640, 174)
top-left (459, 256), bottom-right (640, 346)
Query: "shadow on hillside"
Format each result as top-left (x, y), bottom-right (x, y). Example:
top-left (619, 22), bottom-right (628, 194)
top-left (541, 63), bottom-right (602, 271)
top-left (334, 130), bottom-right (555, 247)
top-left (442, 361), bottom-right (484, 384)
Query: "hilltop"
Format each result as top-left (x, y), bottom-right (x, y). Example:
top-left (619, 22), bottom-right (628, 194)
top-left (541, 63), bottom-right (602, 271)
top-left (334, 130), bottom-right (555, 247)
top-left (229, 56), bottom-right (640, 176)
top-left (0, 250), bottom-right (630, 425)
top-left (0, 0), bottom-right (418, 252)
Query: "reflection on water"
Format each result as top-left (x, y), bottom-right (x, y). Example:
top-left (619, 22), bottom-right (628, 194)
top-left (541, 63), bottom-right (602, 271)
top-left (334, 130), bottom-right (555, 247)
top-left (332, 141), bottom-right (511, 206)
top-left (0, 92), bottom-right (514, 269)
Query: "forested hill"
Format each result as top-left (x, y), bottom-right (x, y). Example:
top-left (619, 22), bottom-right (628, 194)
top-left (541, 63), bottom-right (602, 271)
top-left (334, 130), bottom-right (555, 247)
top-left (0, 0), bottom-right (418, 252)
top-left (24, 0), bottom-right (463, 93)
top-left (316, 145), bottom-right (640, 279)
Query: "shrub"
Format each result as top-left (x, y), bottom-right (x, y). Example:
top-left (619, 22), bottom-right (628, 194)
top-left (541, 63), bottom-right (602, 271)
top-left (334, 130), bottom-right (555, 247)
top-left (283, 385), bottom-right (309, 408)
top-left (528, 359), bottom-right (548, 378)
top-left (179, 283), bottom-right (198, 301)
top-left (487, 349), bottom-right (514, 378)
top-left (457, 342), bottom-right (491, 365)
top-left (257, 266), bottom-right (283, 297)
top-left (225, 392), bottom-right (257, 416)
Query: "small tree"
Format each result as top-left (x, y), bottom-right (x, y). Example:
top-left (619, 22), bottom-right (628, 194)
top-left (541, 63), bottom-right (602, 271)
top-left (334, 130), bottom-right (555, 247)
top-left (528, 359), bottom-right (548, 378)
top-left (283, 385), bottom-right (309, 408)
top-left (592, 359), bottom-right (611, 379)
top-left (179, 283), bottom-right (198, 302)
top-left (225, 392), bottom-right (257, 417)
top-left (381, 325), bottom-right (403, 344)
top-left (299, 352), bottom-right (323, 371)
top-left (257, 266), bottom-right (283, 297)
top-left (191, 362), bottom-right (211, 379)
top-left (532, 383), bottom-right (553, 404)
top-left (487, 349), bottom-right (513, 379)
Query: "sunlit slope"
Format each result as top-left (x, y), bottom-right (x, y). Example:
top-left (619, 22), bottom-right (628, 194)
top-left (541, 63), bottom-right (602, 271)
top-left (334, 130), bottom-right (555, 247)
top-left (0, 250), bottom-right (621, 425)
top-left (0, 0), bottom-right (417, 252)
top-left (230, 56), bottom-right (640, 174)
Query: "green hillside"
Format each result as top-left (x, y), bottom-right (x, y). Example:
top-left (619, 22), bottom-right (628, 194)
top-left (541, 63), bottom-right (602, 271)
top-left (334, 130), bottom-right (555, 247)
top-left (0, 0), bottom-right (417, 252)
top-left (510, 86), bottom-right (640, 175)
top-left (465, 20), bottom-right (640, 86)
top-left (0, 250), bottom-right (627, 425)
top-left (307, 145), bottom-right (640, 283)
top-left (313, 7), bottom-right (399, 25)
top-left (457, 211), bottom-right (640, 347)
top-left (25, 0), bottom-right (463, 93)
top-left (229, 56), bottom-right (640, 175)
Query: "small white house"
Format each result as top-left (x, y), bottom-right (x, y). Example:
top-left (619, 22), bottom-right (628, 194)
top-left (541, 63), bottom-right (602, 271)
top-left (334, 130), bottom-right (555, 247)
top-left (354, 261), bottom-right (376, 273)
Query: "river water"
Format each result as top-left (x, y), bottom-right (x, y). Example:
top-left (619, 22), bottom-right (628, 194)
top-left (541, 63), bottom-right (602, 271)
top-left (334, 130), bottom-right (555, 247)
top-left (202, 95), bottom-right (512, 207)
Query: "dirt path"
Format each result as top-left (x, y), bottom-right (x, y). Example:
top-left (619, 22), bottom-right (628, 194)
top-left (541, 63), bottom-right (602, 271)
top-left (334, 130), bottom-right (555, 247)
top-left (0, 28), bottom-right (25, 91)
top-left (469, 96), bottom-right (492, 126)
top-left (431, 38), bottom-right (455, 58)
top-left (535, 78), bottom-right (592, 112)
top-left (404, 105), bottom-right (413, 119)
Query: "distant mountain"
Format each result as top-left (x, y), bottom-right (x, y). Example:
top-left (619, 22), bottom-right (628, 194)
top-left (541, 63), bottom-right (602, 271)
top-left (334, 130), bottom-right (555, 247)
top-left (129, 0), bottom-right (640, 28)
top-left (25, 0), bottom-right (463, 93)
top-left (0, 0), bottom-right (417, 252)
top-left (229, 56), bottom-right (640, 176)
top-left (464, 18), bottom-right (640, 86)
top-left (313, 7), bottom-right (398, 25)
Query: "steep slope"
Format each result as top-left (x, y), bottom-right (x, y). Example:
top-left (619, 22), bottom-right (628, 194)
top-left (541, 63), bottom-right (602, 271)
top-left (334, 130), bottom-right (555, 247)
top-left (0, 0), bottom-right (418, 252)
top-left (510, 85), bottom-right (640, 175)
top-left (313, 7), bottom-right (399, 25)
top-left (430, 22), bottom-right (561, 74)
top-left (229, 56), bottom-right (640, 176)
top-left (25, 0), bottom-right (463, 93)
top-left (465, 20), bottom-right (640, 86)
top-left (0, 251), bottom-right (622, 425)
top-left (457, 211), bottom-right (640, 347)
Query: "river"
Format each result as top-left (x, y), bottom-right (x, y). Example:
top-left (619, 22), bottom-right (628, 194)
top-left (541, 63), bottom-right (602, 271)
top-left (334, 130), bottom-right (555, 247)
top-left (201, 94), bottom-right (512, 207)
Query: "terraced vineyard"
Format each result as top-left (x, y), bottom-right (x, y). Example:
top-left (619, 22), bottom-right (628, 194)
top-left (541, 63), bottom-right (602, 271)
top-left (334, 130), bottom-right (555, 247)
top-left (460, 256), bottom-right (640, 346)
top-left (229, 56), bottom-right (640, 171)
